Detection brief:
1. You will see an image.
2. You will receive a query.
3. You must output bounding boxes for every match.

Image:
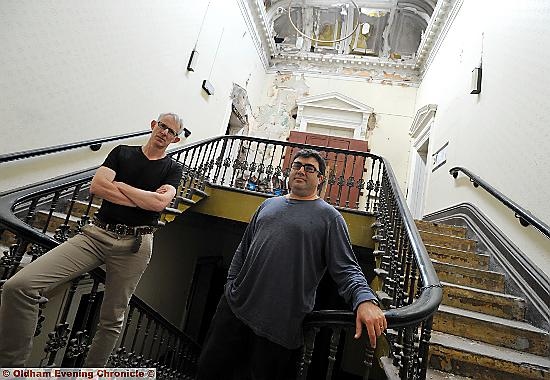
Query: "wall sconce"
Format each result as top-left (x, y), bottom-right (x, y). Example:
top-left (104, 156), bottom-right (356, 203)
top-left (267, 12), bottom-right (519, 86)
top-left (202, 80), bottom-right (215, 96)
top-left (187, 50), bottom-right (199, 72)
top-left (470, 67), bottom-right (482, 94)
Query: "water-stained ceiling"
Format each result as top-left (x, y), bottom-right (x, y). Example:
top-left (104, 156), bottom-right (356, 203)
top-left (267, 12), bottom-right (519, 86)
top-left (243, 0), bottom-right (456, 85)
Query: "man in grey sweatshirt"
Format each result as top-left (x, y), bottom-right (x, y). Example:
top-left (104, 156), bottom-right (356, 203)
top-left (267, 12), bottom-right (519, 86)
top-left (197, 149), bottom-right (386, 379)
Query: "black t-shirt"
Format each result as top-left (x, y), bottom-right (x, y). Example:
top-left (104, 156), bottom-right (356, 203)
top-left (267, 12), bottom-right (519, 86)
top-left (96, 145), bottom-right (183, 226)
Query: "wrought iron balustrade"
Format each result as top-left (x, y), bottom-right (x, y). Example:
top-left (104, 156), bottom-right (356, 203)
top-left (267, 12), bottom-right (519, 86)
top-left (0, 135), bottom-right (441, 379)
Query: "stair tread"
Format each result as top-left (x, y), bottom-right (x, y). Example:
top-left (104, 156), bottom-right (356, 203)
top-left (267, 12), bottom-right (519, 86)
top-left (441, 281), bottom-right (525, 301)
top-left (176, 196), bottom-right (196, 205)
top-left (37, 210), bottom-right (81, 222)
top-left (73, 199), bottom-right (101, 206)
top-left (438, 305), bottom-right (548, 334)
top-left (425, 244), bottom-right (489, 256)
top-left (420, 230), bottom-right (476, 242)
top-left (433, 260), bottom-right (502, 278)
top-left (431, 331), bottom-right (550, 369)
top-left (426, 368), bottom-right (473, 380)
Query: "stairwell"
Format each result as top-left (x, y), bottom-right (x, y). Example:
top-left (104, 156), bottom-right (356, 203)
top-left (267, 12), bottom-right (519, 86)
top-left (416, 220), bottom-right (550, 380)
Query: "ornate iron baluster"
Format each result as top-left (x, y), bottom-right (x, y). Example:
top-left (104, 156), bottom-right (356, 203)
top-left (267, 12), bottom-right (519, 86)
top-left (111, 304), bottom-right (135, 367)
top-left (220, 138), bottom-right (235, 186)
top-left (297, 327), bottom-right (318, 380)
top-left (335, 153), bottom-right (348, 207)
top-left (66, 279), bottom-right (99, 367)
top-left (362, 342), bottom-right (375, 380)
top-left (41, 191), bottom-right (61, 234)
top-left (326, 327), bottom-right (341, 379)
top-left (43, 276), bottom-right (82, 366)
top-left (345, 154), bottom-right (357, 208)
top-left (184, 147), bottom-right (198, 198)
top-left (55, 184), bottom-right (82, 242)
top-left (137, 316), bottom-right (153, 366)
top-left (35, 296), bottom-right (49, 337)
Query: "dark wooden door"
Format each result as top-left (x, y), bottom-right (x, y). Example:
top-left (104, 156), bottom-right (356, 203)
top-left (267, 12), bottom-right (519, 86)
top-left (284, 131), bottom-right (368, 208)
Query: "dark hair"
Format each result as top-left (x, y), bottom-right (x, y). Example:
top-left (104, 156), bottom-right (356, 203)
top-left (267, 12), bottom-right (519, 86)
top-left (292, 149), bottom-right (326, 175)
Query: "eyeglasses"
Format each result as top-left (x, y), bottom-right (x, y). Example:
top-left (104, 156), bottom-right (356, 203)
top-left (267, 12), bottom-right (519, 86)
top-left (291, 161), bottom-right (321, 174)
top-left (157, 121), bottom-right (178, 138)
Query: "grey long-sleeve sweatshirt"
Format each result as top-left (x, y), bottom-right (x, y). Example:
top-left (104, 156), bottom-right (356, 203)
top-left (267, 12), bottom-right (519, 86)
top-left (225, 196), bottom-right (376, 349)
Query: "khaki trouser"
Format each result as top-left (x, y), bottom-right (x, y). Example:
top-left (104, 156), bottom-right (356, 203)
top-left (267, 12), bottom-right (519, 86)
top-left (0, 224), bottom-right (153, 367)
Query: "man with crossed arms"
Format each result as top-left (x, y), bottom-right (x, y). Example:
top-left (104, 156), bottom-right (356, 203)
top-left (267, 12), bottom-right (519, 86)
top-left (0, 113), bottom-right (184, 367)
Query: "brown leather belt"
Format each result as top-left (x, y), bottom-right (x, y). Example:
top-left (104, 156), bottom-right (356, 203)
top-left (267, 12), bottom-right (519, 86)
top-left (93, 218), bottom-right (154, 236)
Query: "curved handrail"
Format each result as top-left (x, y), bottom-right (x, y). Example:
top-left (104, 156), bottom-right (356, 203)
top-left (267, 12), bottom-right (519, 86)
top-left (0, 130), bottom-right (152, 163)
top-left (306, 157), bottom-right (442, 328)
top-left (450, 166), bottom-right (550, 239)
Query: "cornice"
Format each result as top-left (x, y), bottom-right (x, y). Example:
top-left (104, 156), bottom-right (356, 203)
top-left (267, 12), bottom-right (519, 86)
top-left (410, 104), bottom-right (437, 137)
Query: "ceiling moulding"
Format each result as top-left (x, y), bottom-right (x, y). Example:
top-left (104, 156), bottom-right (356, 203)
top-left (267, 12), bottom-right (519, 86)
top-left (236, 0), bottom-right (271, 70)
top-left (242, 0), bottom-right (460, 84)
top-left (410, 104), bottom-right (437, 137)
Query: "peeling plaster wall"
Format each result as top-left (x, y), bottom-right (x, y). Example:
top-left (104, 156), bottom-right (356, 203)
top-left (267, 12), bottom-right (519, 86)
top-left (252, 73), bottom-right (417, 191)
top-left (0, 0), bottom-right (266, 192)
top-left (415, 0), bottom-right (550, 274)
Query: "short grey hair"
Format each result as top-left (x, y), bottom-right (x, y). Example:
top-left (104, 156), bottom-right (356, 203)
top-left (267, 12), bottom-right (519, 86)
top-left (158, 113), bottom-right (184, 135)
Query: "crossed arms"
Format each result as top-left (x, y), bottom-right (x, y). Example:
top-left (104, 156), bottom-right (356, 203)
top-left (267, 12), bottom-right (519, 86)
top-left (90, 166), bottom-right (176, 212)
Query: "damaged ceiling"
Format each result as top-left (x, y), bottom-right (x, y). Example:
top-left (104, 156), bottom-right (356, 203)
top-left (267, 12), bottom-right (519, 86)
top-left (243, 0), bottom-right (457, 85)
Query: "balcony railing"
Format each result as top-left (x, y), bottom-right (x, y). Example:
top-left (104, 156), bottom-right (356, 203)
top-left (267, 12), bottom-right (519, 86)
top-left (0, 135), bottom-right (441, 379)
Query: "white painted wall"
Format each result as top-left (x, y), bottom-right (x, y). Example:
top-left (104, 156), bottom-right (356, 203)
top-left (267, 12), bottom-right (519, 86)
top-left (415, 0), bottom-right (550, 273)
top-left (0, 0), bottom-right (266, 192)
top-left (257, 74), bottom-right (418, 190)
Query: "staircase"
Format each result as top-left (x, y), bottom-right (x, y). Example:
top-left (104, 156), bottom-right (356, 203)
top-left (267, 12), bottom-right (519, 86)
top-left (416, 220), bottom-right (550, 380)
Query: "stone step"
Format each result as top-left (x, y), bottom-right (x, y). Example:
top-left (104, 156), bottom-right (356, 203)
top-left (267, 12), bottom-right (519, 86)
top-left (433, 305), bottom-right (550, 357)
top-left (426, 368), bottom-right (473, 380)
top-left (381, 357), bottom-right (474, 380)
top-left (420, 231), bottom-right (477, 252)
top-left (67, 199), bottom-right (101, 218)
top-left (416, 220), bottom-right (468, 238)
top-left (426, 244), bottom-right (489, 270)
top-left (429, 331), bottom-right (550, 380)
top-left (441, 282), bottom-right (526, 321)
top-left (34, 210), bottom-right (81, 234)
top-left (433, 260), bottom-right (505, 292)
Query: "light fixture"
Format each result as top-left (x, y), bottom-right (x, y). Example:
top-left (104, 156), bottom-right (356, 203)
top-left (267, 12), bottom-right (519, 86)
top-left (187, 1), bottom-right (212, 72)
top-left (202, 27), bottom-right (224, 96)
top-left (187, 50), bottom-right (199, 72)
top-left (470, 67), bottom-right (482, 94)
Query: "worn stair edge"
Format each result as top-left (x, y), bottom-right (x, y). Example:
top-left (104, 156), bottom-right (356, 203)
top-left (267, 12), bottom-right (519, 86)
top-left (426, 244), bottom-right (490, 270)
top-left (176, 196), bottom-right (196, 206)
top-left (420, 230), bottom-right (477, 252)
top-left (442, 281), bottom-right (526, 321)
top-left (430, 331), bottom-right (550, 380)
top-left (164, 207), bottom-right (183, 216)
top-left (67, 199), bottom-right (101, 216)
top-left (189, 188), bottom-right (209, 199)
top-left (35, 210), bottom-right (82, 231)
top-left (434, 305), bottom-right (550, 356)
top-left (432, 260), bottom-right (505, 292)
top-left (416, 220), bottom-right (468, 238)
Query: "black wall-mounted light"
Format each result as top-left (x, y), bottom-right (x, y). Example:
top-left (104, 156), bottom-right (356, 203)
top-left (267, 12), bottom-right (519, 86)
top-left (470, 67), bottom-right (482, 94)
top-left (202, 80), bottom-right (215, 96)
top-left (187, 50), bottom-right (199, 72)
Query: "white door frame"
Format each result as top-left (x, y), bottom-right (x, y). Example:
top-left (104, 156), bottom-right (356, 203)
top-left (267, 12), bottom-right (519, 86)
top-left (406, 104), bottom-right (437, 219)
